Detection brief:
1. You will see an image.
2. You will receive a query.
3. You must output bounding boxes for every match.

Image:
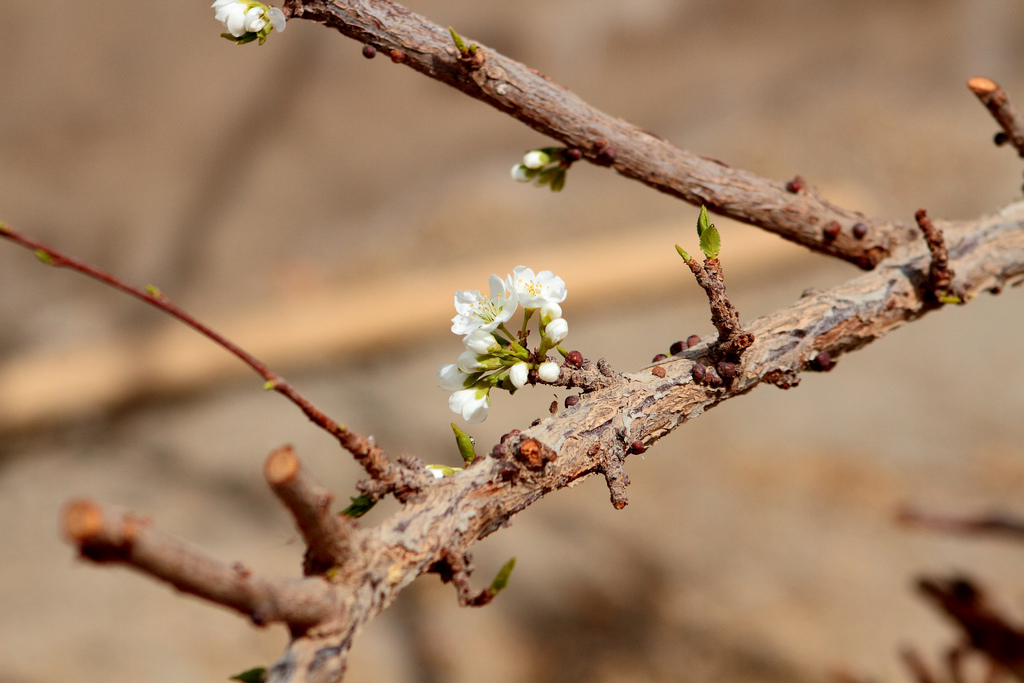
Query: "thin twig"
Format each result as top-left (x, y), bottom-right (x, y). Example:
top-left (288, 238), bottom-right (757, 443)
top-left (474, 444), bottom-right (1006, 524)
top-left (264, 445), bottom-right (357, 574)
top-left (285, 0), bottom-right (917, 269)
top-left (62, 499), bottom-right (337, 628)
top-left (914, 209), bottom-right (958, 298)
top-left (681, 255), bottom-right (755, 359)
top-left (898, 506), bottom-right (1024, 542)
top-left (968, 76), bottom-right (1024, 158)
top-left (0, 223), bottom-right (399, 480)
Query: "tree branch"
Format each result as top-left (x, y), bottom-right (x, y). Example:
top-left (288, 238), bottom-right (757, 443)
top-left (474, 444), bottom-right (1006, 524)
top-left (61, 499), bottom-right (338, 630)
top-left (968, 76), bottom-right (1024, 158)
top-left (284, 0), bottom-right (919, 269)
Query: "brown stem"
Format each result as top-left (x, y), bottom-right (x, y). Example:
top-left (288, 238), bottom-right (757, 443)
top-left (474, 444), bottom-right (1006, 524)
top-left (683, 256), bottom-right (755, 359)
top-left (915, 209), bottom-right (957, 297)
top-left (0, 223), bottom-right (400, 481)
top-left (898, 506), bottom-right (1024, 542)
top-left (968, 76), bottom-right (1024, 158)
top-left (62, 499), bottom-right (338, 629)
top-left (285, 0), bottom-right (915, 269)
top-left (264, 445), bottom-right (357, 574)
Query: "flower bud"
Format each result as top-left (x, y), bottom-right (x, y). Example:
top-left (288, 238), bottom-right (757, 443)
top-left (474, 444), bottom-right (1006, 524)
top-left (523, 150), bottom-right (551, 169)
top-left (537, 361), bottom-right (560, 383)
top-left (540, 302), bottom-right (562, 326)
top-left (544, 317), bottom-right (568, 345)
top-left (457, 349), bottom-right (486, 373)
top-left (509, 362), bottom-right (529, 389)
top-left (511, 164), bottom-right (530, 182)
top-left (437, 363), bottom-right (472, 390)
top-left (463, 329), bottom-right (497, 355)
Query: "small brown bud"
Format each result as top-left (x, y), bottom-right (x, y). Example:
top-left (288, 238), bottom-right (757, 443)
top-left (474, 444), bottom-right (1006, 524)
top-left (852, 222), bottom-right (868, 239)
top-left (995, 131), bottom-right (1009, 146)
top-left (705, 366), bottom-right (724, 387)
top-left (629, 441), bottom-right (645, 454)
top-left (594, 137), bottom-right (608, 148)
top-left (549, 400), bottom-right (558, 414)
top-left (566, 350), bottom-right (584, 368)
top-left (565, 395), bottom-right (579, 408)
top-left (389, 49), bottom-right (407, 63)
top-left (516, 437), bottom-right (555, 470)
top-left (785, 175), bottom-right (805, 193)
top-left (652, 353), bottom-right (668, 363)
top-left (500, 429), bottom-right (520, 444)
top-left (565, 148), bottom-right (582, 161)
top-left (811, 351), bottom-right (835, 371)
top-left (362, 44), bottom-right (377, 59)
top-left (823, 221), bottom-right (842, 240)
top-left (686, 334), bottom-right (701, 348)
top-left (669, 340), bottom-right (685, 355)
top-left (691, 363), bottom-right (706, 383)
top-left (598, 145), bottom-right (618, 162)
top-left (716, 361), bottom-right (737, 379)
top-left (652, 365), bottom-right (666, 378)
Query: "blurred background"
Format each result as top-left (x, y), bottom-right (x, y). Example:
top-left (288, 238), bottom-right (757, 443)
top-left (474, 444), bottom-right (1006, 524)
top-left (2, 1), bottom-right (1024, 681)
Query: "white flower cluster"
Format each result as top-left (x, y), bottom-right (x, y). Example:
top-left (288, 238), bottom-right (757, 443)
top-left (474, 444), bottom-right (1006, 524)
top-left (511, 148), bottom-right (570, 192)
top-left (438, 266), bottom-right (569, 424)
top-left (212, 0), bottom-right (285, 45)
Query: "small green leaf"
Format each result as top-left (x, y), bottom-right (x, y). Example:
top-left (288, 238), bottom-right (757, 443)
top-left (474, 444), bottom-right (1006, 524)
top-left (145, 284), bottom-right (162, 297)
top-left (674, 244), bottom-right (691, 262)
top-left (488, 557), bottom-right (516, 595)
top-left (230, 667), bottom-right (266, 683)
top-left (549, 168), bottom-right (566, 192)
top-left (696, 205), bottom-right (711, 237)
top-left (34, 249), bottom-right (54, 265)
top-left (557, 346), bottom-right (568, 357)
top-left (448, 26), bottom-right (468, 54)
top-left (699, 224), bottom-right (720, 260)
top-left (451, 423), bottom-right (477, 465)
top-left (341, 494), bottom-right (377, 518)
top-left (263, 379), bottom-right (277, 391)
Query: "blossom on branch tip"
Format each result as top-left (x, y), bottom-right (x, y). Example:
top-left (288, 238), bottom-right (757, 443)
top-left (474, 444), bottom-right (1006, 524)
top-left (449, 386), bottom-right (491, 424)
top-left (452, 274), bottom-right (518, 335)
top-left (537, 362), bottom-right (560, 383)
top-left (463, 329), bottom-right (498, 355)
top-left (212, 0), bottom-right (285, 44)
top-left (507, 266), bottom-right (567, 309)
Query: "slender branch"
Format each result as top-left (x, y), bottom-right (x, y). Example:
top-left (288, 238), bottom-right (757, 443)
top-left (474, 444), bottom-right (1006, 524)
top-left (915, 209), bottom-right (959, 298)
top-left (916, 575), bottom-right (1024, 680)
top-left (264, 445), bottom-right (357, 574)
top-left (62, 499), bottom-right (338, 629)
top-left (0, 223), bottom-right (401, 482)
top-left (898, 506), bottom-right (1024, 542)
top-left (284, 0), bottom-right (918, 269)
top-left (680, 255), bottom-right (755, 359)
top-left (967, 76), bottom-right (1024, 158)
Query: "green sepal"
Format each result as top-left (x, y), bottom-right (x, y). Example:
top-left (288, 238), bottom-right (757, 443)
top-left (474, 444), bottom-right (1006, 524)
top-left (488, 557), bottom-right (516, 595)
top-left (230, 667), bottom-right (266, 683)
top-left (557, 346), bottom-right (568, 357)
top-left (549, 168), bottom-right (566, 192)
top-left (34, 249), bottom-right (54, 265)
top-left (145, 284), bottom-right (162, 297)
top-left (341, 493), bottom-right (377, 518)
top-left (221, 32), bottom-right (258, 45)
top-left (262, 379), bottom-right (277, 391)
top-left (451, 423), bottom-right (477, 465)
top-left (674, 244), bottom-right (691, 262)
top-left (699, 223), bottom-right (720, 260)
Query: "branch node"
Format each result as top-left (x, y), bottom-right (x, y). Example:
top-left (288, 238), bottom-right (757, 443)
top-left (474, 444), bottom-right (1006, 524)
top-left (914, 209), bottom-right (963, 303)
top-left (683, 256), bottom-right (755, 360)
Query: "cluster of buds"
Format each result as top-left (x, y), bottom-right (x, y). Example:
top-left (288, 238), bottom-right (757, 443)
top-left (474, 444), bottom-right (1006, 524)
top-left (212, 0), bottom-right (286, 45)
top-left (511, 147), bottom-right (580, 192)
top-left (438, 267), bottom-right (569, 423)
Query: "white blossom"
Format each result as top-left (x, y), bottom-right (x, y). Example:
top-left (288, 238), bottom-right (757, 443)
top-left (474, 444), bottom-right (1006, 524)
top-left (523, 150), bottom-right (551, 169)
top-left (212, 0), bottom-right (285, 41)
top-left (457, 349), bottom-right (487, 374)
top-left (449, 386), bottom-right (491, 424)
top-left (213, 0), bottom-right (247, 36)
top-left (540, 302), bottom-right (562, 326)
top-left (509, 362), bottom-right (529, 389)
top-left (463, 329), bottom-right (497, 355)
top-left (452, 274), bottom-right (518, 335)
top-left (537, 361), bottom-right (560, 383)
top-left (511, 164), bottom-right (530, 182)
top-left (507, 266), bottom-right (567, 309)
top-left (437, 363), bottom-right (473, 391)
top-left (544, 317), bottom-right (568, 345)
